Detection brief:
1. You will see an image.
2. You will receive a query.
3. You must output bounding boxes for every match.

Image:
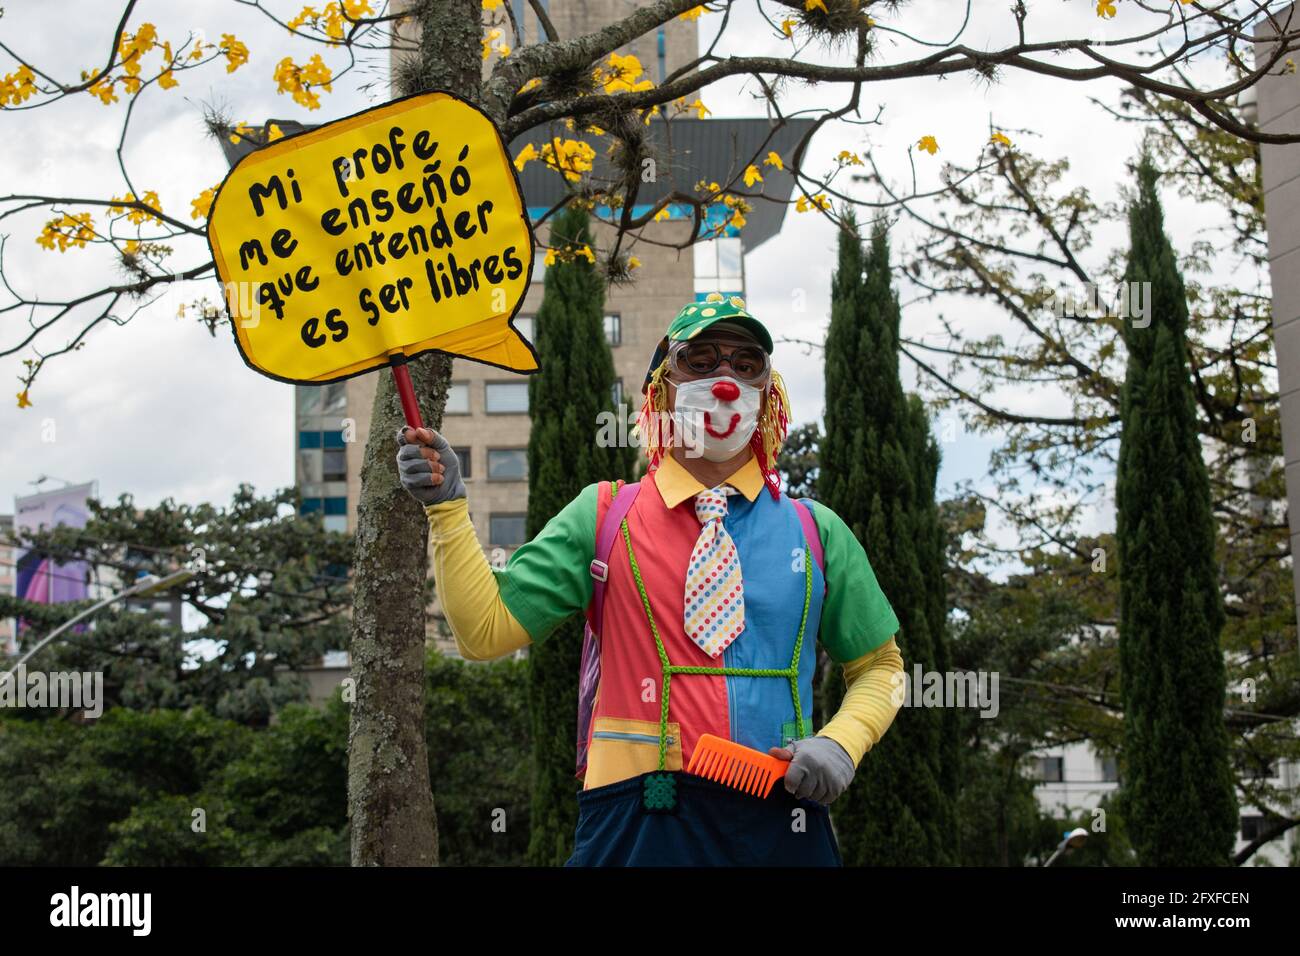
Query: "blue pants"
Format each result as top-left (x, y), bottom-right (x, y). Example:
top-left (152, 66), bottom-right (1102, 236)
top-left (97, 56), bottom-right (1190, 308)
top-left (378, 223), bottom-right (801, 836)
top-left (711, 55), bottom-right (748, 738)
top-left (565, 771), bottom-right (843, 866)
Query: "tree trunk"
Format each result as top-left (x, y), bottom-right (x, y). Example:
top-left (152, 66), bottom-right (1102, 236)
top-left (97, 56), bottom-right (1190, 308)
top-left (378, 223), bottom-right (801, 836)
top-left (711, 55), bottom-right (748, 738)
top-left (347, 0), bottom-right (485, 867)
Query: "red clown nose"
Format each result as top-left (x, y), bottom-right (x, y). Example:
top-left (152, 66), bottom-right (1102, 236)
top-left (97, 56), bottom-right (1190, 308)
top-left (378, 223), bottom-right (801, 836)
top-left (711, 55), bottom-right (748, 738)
top-left (712, 380), bottom-right (741, 401)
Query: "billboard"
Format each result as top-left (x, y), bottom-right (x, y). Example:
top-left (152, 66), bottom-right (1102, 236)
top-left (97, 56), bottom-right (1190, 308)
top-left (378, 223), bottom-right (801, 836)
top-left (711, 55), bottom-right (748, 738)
top-left (13, 482), bottom-right (96, 635)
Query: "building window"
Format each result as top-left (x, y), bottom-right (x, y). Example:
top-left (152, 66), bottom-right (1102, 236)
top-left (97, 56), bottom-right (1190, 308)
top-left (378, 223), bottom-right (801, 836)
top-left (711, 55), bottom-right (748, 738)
top-left (1240, 815), bottom-right (1266, 841)
top-left (490, 513), bottom-right (527, 547)
top-left (694, 237), bottom-right (744, 298)
top-left (323, 448), bottom-right (347, 482)
top-left (298, 449), bottom-right (323, 484)
top-left (515, 314), bottom-right (535, 342)
top-left (611, 378), bottom-right (623, 407)
top-left (488, 448), bottom-right (528, 480)
top-left (297, 430), bottom-right (345, 449)
top-left (1247, 759), bottom-right (1277, 780)
top-left (604, 313), bottom-right (622, 346)
top-left (486, 381), bottom-right (529, 413)
top-left (454, 447), bottom-right (472, 479)
top-left (446, 381), bottom-right (470, 415)
top-left (1098, 755), bottom-right (1119, 782)
top-left (323, 515), bottom-right (347, 533)
top-left (1030, 756), bottom-right (1064, 783)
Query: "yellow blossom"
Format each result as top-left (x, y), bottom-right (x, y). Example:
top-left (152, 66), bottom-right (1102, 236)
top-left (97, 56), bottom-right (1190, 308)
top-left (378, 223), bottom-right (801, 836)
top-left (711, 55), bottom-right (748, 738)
top-left (17, 390), bottom-right (32, 409)
top-left (680, 6), bottom-right (705, 20)
top-left (743, 164), bottom-right (763, 187)
top-left (36, 212), bottom-right (97, 251)
top-left (87, 74), bottom-right (119, 105)
top-left (109, 190), bottom-right (163, 225)
top-left (805, 0), bottom-right (828, 13)
top-left (628, 256), bottom-right (642, 269)
top-left (540, 139), bottom-right (595, 181)
top-left (1096, 0), bottom-right (1117, 18)
top-left (274, 54), bottom-right (333, 110)
top-left (514, 142), bottom-right (538, 171)
top-left (0, 64), bottom-right (38, 106)
top-left (917, 134), bottom-right (939, 155)
top-left (576, 244), bottom-right (596, 264)
top-left (228, 122), bottom-right (256, 144)
top-left (837, 149), bottom-right (863, 165)
top-left (483, 0), bottom-right (503, 8)
top-left (763, 150), bottom-right (784, 170)
top-left (544, 247), bottom-right (557, 266)
top-left (990, 131), bottom-right (1012, 147)
top-left (288, 6), bottom-right (321, 32)
top-left (781, 18), bottom-right (796, 37)
top-left (690, 98), bottom-right (710, 118)
top-left (603, 52), bottom-right (654, 94)
top-left (795, 193), bottom-right (829, 213)
top-left (190, 187), bottom-right (217, 220)
top-left (267, 123), bottom-right (284, 142)
top-left (222, 34), bottom-right (249, 73)
top-left (118, 23), bottom-right (158, 77)
top-left (653, 207), bottom-right (671, 222)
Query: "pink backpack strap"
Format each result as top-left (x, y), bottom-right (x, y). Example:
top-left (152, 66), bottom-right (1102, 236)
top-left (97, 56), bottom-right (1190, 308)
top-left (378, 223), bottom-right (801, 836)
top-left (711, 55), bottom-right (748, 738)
top-left (792, 498), bottom-right (826, 588)
top-left (588, 479), bottom-right (641, 637)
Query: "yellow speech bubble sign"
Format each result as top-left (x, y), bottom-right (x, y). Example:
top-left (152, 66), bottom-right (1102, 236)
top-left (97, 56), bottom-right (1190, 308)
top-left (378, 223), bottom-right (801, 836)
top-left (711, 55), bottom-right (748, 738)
top-left (208, 91), bottom-right (538, 384)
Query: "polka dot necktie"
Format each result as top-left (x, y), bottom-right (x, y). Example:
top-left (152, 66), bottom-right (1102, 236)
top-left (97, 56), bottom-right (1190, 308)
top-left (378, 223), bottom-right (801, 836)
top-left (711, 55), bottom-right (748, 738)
top-left (684, 486), bottom-right (745, 658)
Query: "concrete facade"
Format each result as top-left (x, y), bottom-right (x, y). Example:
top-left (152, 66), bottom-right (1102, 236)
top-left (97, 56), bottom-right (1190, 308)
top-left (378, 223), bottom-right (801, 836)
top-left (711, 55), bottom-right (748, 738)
top-left (1258, 9), bottom-right (1300, 645)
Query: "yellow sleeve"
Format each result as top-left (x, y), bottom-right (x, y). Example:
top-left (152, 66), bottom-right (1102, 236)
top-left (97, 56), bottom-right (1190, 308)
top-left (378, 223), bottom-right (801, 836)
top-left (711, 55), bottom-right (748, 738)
top-left (425, 498), bottom-right (532, 661)
top-left (816, 636), bottom-right (904, 766)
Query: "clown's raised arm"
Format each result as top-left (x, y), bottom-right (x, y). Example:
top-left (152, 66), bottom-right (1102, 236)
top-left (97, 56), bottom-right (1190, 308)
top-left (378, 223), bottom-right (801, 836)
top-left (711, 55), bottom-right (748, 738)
top-left (396, 424), bottom-right (596, 660)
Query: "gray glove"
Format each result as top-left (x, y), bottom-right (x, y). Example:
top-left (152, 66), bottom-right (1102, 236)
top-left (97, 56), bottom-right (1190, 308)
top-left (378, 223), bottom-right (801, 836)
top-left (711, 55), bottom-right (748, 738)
top-left (395, 427), bottom-right (466, 506)
top-left (773, 736), bottom-right (856, 805)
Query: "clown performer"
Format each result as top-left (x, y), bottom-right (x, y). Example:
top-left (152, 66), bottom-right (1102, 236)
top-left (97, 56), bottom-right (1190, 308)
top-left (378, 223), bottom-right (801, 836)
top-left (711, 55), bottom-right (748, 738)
top-left (396, 292), bottom-right (905, 866)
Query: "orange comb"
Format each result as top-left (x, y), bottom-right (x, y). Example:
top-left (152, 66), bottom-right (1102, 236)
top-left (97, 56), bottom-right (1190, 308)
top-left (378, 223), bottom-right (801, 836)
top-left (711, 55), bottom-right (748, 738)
top-left (686, 733), bottom-right (790, 797)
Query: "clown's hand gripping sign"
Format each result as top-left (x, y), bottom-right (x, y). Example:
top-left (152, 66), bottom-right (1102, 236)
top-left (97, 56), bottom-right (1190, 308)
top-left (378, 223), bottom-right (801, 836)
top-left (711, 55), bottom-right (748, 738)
top-left (208, 92), bottom-right (537, 425)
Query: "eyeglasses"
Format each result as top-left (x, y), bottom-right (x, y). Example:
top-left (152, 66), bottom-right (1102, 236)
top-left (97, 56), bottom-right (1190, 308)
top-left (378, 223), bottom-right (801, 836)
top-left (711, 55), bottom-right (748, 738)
top-left (667, 340), bottom-right (770, 385)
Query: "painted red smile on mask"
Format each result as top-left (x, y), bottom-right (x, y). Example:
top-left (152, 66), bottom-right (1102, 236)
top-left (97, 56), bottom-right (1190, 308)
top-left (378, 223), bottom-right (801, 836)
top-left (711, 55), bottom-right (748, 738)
top-left (704, 412), bottom-right (741, 439)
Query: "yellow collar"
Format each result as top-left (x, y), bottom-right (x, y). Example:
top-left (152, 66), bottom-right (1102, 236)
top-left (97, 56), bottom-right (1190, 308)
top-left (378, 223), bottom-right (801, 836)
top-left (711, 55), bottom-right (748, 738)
top-left (654, 453), bottom-right (765, 509)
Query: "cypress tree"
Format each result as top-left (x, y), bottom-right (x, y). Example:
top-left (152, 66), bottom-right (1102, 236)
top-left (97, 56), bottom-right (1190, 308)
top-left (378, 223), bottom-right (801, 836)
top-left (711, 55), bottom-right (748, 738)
top-left (1115, 156), bottom-right (1237, 865)
top-left (819, 214), bottom-right (957, 865)
top-left (523, 206), bottom-right (634, 864)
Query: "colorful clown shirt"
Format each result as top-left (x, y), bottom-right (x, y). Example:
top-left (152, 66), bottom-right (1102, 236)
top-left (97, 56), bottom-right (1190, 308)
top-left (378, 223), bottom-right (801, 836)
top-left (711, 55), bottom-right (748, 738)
top-left (485, 453), bottom-right (901, 791)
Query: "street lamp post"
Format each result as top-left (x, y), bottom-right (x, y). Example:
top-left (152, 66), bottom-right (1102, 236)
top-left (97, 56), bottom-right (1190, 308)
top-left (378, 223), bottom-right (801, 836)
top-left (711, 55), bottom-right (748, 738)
top-left (1044, 827), bottom-right (1090, 867)
top-left (0, 569), bottom-right (194, 689)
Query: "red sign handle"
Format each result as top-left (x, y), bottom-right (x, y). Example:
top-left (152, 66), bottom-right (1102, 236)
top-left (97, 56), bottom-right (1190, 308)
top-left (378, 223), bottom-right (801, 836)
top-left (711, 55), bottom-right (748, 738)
top-left (390, 360), bottom-right (424, 431)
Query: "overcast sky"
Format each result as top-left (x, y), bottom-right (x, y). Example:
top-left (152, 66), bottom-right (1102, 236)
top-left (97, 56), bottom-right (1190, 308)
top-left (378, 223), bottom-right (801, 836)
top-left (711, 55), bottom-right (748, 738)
top-left (0, 1), bottom-right (1253, 549)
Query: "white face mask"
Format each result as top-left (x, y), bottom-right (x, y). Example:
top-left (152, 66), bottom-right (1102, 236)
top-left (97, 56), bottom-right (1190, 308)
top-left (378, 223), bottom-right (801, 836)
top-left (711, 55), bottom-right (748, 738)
top-left (673, 374), bottom-right (762, 462)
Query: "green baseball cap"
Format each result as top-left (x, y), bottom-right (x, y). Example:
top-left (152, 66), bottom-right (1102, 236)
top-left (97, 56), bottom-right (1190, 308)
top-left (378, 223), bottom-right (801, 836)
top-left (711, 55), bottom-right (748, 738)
top-left (642, 292), bottom-right (773, 390)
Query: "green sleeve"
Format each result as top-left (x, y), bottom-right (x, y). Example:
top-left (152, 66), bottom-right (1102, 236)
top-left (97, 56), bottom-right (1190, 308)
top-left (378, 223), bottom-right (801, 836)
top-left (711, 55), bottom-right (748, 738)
top-left (496, 483), bottom-right (598, 643)
top-left (808, 499), bottom-right (900, 663)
